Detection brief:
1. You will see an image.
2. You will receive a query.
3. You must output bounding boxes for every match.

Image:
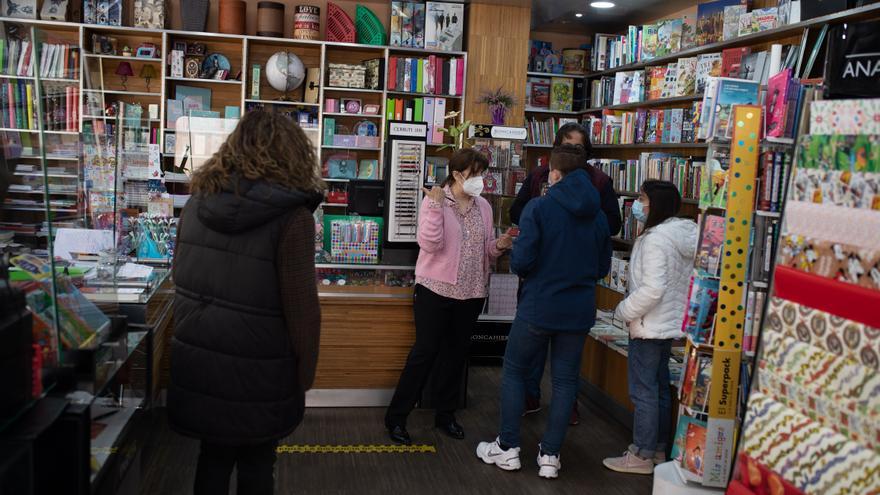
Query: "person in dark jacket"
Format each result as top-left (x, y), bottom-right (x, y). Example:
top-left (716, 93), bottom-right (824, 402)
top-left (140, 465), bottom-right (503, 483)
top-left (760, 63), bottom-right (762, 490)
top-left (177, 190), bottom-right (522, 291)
top-left (510, 123), bottom-right (621, 424)
top-left (168, 111), bottom-right (324, 495)
top-left (477, 144), bottom-right (611, 480)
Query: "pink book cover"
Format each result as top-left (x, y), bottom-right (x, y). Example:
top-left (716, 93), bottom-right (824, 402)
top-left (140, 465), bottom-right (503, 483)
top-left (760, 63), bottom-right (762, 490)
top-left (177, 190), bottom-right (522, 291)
top-left (765, 68), bottom-right (792, 138)
top-left (455, 57), bottom-right (464, 96)
top-left (7, 84), bottom-right (14, 128)
top-left (449, 58), bottom-right (457, 95)
top-left (426, 55), bottom-right (435, 94)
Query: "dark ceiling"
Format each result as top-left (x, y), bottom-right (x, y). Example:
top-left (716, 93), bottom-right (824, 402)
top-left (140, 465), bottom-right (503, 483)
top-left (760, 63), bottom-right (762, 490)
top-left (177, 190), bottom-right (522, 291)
top-left (531, 0), bottom-right (697, 34)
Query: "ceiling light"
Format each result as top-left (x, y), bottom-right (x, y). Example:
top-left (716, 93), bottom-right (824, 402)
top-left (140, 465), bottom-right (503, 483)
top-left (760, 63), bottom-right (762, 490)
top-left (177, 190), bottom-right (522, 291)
top-left (590, 1), bottom-right (616, 8)
top-left (575, 12), bottom-right (583, 17)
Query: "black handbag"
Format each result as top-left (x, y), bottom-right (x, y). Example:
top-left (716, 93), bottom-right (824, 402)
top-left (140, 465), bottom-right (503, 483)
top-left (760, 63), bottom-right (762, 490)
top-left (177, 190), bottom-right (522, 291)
top-left (824, 19), bottom-right (880, 98)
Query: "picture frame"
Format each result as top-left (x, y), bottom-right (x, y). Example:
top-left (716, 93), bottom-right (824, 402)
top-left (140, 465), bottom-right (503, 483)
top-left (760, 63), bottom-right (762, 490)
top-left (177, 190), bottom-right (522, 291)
top-left (363, 103), bottom-right (381, 115)
top-left (136, 44), bottom-right (156, 58)
top-left (186, 43), bottom-right (207, 57)
top-left (184, 57), bottom-right (201, 78)
top-left (92, 34), bottom-right (117, 55)
top-left (173, 41), bottom-right (187, 52)
top-left (342, 98), bottom-right (362, 114)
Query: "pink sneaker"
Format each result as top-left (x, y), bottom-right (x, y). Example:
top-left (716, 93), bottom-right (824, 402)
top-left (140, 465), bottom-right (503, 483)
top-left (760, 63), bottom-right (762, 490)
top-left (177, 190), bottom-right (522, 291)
top-left (602, 450), bottom-right (654, 475)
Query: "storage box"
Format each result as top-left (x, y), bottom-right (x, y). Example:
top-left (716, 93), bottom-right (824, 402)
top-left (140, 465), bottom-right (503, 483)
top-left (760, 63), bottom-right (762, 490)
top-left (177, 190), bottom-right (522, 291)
top-left (356, 136), bottom-right (380, 148)
top-left (333, 135), bottom-right (358, 147)
top-left (364, 58), bottom-right (383, 90)
top-left (328, 63), bottom-right (366, 88)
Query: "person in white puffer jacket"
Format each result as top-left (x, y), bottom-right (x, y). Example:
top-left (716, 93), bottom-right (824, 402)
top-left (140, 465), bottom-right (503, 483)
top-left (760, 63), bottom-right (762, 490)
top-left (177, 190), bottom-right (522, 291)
top-left (603, 180), bottom-right (698, 475)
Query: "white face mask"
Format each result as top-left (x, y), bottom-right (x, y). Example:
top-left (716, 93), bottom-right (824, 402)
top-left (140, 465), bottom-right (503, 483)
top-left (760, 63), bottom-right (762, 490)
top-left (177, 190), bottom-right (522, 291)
top-left (462, 176), bottom-right (484, 197)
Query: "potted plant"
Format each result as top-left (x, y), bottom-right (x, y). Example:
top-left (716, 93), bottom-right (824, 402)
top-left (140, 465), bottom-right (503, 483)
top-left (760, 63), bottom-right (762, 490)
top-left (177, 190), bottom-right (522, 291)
top-left (438, 111), bottom-right (472, 151)
top-left (478, 87), bottom-right (516, 125)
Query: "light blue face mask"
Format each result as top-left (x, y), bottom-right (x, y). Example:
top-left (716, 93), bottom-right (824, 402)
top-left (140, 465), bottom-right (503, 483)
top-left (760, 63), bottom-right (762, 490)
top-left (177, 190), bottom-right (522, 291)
top-left (632, 200), bottom-right (648, 223)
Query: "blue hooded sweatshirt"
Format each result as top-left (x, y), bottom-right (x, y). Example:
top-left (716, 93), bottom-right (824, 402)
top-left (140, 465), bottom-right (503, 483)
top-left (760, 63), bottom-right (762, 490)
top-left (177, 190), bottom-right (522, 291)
top-left (511, 168), bottom-right (612, 332)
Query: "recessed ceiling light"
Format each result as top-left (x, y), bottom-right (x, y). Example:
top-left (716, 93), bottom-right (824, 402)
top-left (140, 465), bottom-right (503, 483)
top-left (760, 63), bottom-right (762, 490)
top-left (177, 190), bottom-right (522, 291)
top-left (590, 1), bottom-right (616, 8)
top-left (575, 12), bottom-right (584, 17)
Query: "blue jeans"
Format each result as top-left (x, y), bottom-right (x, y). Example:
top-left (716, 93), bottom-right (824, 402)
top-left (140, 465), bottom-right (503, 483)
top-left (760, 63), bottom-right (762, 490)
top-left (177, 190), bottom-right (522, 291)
top-left (524, 344), bottom-right (548, 400)
top-left (627, 338), bottom-right (673, 459)
top-left (499, 319), bottom-right (587, 456)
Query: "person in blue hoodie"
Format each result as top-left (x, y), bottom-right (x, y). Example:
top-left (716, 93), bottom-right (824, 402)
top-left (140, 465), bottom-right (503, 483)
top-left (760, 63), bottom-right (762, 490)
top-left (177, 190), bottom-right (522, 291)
top-left (476, 144), bottom-right (612, 480)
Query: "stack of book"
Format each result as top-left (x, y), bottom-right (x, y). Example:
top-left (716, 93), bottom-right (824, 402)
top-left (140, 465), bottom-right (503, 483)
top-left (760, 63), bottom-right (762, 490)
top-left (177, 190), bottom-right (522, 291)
top-left (387, 55), bottom-right (464, 96)
top-left (38, 43), bottom-right (79, 79)
top-left (0, 38), bottom-right (35, 77)
top-left (526, 76), bottom-right (584, 112)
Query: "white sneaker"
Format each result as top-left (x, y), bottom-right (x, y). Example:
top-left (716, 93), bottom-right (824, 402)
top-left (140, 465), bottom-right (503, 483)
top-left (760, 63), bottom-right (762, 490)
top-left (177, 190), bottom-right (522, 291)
top-left (537, 451), bottom-right (561, 479)
top-left (476, 438), bottom-right (521, 471)
top-left (602, 450), bottom-right (654, 475)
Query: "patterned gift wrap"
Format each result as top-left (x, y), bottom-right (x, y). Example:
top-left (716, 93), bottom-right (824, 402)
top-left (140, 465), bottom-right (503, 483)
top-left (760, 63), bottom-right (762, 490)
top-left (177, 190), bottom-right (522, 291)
top-left (785, 201), bottom-right (880, 250)
top-left (810, 99), bottom-right (880, 135)
top-left (330, 219), bottom-right (379, 264)
top-left (741, 392), bottom-right (880, 494)
top-left (791, 168), bottom-right (880, 210)
top-left (777, 235), bottom-right (880, 291)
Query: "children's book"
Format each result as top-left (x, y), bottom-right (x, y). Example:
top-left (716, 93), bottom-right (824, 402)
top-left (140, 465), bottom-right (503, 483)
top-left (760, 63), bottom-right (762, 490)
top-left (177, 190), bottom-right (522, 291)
top-left (765, 68), bottom-right (792, 138)
top-left (657, 18), bottom-right (683, 58)
top-left (723, 5), bottom-right (746, 40)
top-left (671, 415), bottom-right (708, 462)
top-left (737, 11), bottom-right (755, 37)
top-left (684, 420), bottom-right (708, 477)
top-left (641, 23), bottom-right (660, 60)
top-left (675, 57), bottom-right (698, 96)
top-left (648, 66), bottom-right (668, 100)
top-left (697, 0), bottom-right (744, 45)
top-left (721, 47), bottom-right (750, 77)
top-left (681, 16), bottom-right (697, 49)
top-left (661, 63), bottom-right (678, 99)
top-left (696, 53), bottom-right (722, 94)
top-left (753, 7), bottom-right (779, 31)
top-left (699, 146), bottom-right (730, 208)
top-left (550, 77), bottom-right (573, 111)
top-left (711, 78), bottom-right (760, 139)
top-left (682, 274), bottom-right (720, 344)
top-left (692, 354), bottom-right (713, 410)
top-left (695, 214), bottom-right (726, 276)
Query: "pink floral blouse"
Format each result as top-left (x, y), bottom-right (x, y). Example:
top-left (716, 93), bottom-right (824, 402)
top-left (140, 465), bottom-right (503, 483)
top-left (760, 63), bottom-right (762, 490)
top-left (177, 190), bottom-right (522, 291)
top-left (416, 198), bottom-right (488, 300)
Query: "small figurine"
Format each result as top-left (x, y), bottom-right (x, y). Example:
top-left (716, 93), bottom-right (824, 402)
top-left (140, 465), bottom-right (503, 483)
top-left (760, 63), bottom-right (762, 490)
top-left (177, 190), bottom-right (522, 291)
top-left (122, 45), bottom-right (132, 57)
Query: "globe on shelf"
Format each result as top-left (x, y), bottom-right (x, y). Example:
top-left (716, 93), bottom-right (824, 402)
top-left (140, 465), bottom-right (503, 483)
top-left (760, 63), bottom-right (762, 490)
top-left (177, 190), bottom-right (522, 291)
top-left (265, 51), bottom-right (306, 95)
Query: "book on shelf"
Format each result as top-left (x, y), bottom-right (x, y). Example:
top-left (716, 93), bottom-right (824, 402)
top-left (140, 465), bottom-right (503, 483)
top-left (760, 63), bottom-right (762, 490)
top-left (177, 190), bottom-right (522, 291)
top-left (657, 18), bottom-right (684, 58)
top-left (642, 24), bottom-right (659, 61)
top-left (696, 53), bottom-right (723, 94)
top-left (721, 47), bottom-right (750, 77)
top-left (526, 76), bottom-right (551, 109)
top-left (698, 77), bottom-right (760, 141)
top-left (593, 154), bottom-right (702, 199)
top-left (387, 55), bottom-right (463, 96)
top-left (698, 146), bottom-right (730, 209)
top-left (671, 415), bottom-right (708, 465)
top-left (660, 63), bottom-right (678, 100)
top-left (589, 105), bottom-right (702, 146)
top-left (695, 213), bottom-right (726, 277)
top-left (683, 273), bottom-right (721, 345)
top-left (675, 58), bottom-right (698, 97)
top-left (723, 5), bottom-right (747, 41)
top-left (0, 80), bottom-right (36, 130)
top-left (748, 213), bottom-right (777, 284)
top-left (742, 288), bottom-right (765, 354)
top-left (549, 77), bottom-right (574, 111)
top-left (683, 418), bottom-right (708, 478)
top-left (41, 84), bottom-right (79, 131)
top-left (526, 116), bottom-right (575, 146)
top-left (647, 66), bottom-right (667, 101)
top-left (613, 71), bottom-right (644, 105)
top-left (39, 43), bottom-right (79, 80)
top-left (696, 0), bottom-right (746, 46)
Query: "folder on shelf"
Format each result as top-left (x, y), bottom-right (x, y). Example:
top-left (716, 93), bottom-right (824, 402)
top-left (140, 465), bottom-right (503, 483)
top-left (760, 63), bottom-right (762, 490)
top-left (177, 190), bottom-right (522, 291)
top-left (388, 57), bottom-right (397, 91)
top-left (394, 98), bottom-right (403, 120)
top-left (416, 59), bottom-right (424, 94)
top-left (432, 97), bottom-right (446, 143)
top-left (455, 59), bottom-right (464, 97)
top-left (386, 98), bottom-right (394, 121)
top-left (414, 98), bottom-right (424, 122)
top-left (424, 97), bottom-right (435, 143)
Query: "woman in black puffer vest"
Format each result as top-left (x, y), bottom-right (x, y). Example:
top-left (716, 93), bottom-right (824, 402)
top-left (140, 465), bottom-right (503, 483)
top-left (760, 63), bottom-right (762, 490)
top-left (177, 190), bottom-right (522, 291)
top-left (169, 111), bottom-right (324, 495)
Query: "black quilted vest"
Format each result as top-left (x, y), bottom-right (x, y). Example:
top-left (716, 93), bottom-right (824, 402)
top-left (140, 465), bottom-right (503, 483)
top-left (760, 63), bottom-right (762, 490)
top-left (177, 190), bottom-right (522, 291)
top-left (168, 178), bottom-right (320, 445)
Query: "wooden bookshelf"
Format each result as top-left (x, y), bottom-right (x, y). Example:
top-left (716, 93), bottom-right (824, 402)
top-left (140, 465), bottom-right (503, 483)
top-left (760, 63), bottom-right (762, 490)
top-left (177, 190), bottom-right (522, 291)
top-left (592, 143), bottom-right (709, 150)
top-left (583, 94), bottom-right (703, 113)
top-left (585, 2), bottom-right (880, 78)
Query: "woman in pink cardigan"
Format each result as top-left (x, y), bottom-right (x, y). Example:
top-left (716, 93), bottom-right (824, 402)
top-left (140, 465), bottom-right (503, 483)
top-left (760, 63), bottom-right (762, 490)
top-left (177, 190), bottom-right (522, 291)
top-left (385, 148), bottom-right (514, 445)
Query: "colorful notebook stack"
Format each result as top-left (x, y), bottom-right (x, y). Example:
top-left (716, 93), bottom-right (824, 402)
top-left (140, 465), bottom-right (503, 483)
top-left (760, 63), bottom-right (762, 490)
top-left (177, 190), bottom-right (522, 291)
top-left (386, 55), bottom-right (464, 96)
top-left (384, 96), bottom-right (448, 144)
top-left (732, 99), bottom-right (880, 494)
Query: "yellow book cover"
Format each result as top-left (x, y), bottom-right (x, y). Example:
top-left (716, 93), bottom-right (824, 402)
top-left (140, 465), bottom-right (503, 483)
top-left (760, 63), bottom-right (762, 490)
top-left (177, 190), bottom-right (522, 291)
top-left (25, 84), bottom-right (33, 129)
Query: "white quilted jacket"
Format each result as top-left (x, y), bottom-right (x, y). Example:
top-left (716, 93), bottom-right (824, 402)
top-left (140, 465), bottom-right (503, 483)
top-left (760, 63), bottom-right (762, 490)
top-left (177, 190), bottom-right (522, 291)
top-left (616, 217), bottom-right (698, 340)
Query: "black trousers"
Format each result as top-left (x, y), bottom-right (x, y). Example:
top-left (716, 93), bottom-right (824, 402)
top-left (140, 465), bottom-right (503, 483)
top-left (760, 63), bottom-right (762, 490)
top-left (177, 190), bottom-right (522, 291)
top-left (194, 440), bottom-right (277, 495)
top-left (385, 284), bottom-right (485, 427)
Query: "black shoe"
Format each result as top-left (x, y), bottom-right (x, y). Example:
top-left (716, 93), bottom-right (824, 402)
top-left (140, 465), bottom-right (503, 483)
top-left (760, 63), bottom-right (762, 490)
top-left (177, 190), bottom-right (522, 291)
top-left (387, 425), bottom-right (412, 445)
top-left (435, 420), bottom-right (465, 440)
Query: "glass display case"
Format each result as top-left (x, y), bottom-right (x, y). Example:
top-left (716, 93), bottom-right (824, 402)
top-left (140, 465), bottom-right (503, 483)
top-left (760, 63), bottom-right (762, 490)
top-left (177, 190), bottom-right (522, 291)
top-left (316, 263), bottom-right (415, 298)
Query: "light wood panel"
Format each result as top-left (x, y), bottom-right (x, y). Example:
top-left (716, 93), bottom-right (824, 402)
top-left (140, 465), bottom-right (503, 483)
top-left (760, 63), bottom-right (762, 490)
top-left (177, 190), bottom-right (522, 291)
top-left (464, 2), bottom-right (531, 126)
top-left (581, 337), bottom-right (634, 411)
top-left (313, 296), bottom-right (416, 389)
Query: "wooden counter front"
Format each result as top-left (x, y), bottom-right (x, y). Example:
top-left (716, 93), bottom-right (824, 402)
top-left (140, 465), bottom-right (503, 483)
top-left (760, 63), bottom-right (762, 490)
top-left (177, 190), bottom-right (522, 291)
top-left (313, 293), bottom-right (416, 389)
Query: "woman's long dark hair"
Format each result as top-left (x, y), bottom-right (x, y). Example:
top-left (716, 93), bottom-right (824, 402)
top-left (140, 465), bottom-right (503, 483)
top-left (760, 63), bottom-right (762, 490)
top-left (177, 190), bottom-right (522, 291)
top-left (639, 180), bottom-right (682, 234)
